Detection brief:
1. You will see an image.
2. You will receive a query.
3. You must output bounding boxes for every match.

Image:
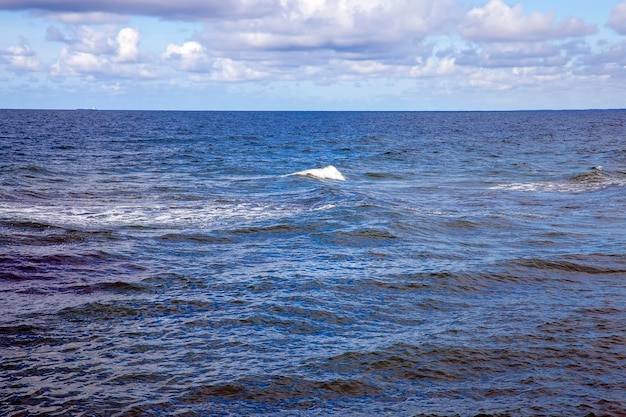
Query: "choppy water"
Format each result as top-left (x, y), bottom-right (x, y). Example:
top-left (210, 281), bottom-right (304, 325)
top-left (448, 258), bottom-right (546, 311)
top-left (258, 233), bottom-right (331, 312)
top-left (1, 109), bottom-right (625, 416)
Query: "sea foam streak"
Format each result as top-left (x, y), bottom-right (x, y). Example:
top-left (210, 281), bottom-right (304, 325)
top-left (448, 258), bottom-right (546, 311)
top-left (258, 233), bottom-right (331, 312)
top-left (0, 201), bottom-right (305, 229)
top-left (490, 166), bottom-right (626, 193)
top-left (288, 165), bottom-right (346, 181)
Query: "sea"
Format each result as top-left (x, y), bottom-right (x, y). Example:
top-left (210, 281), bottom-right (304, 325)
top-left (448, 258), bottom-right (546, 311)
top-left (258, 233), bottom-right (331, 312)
top-left (1, 109), bottom-right (625, 417)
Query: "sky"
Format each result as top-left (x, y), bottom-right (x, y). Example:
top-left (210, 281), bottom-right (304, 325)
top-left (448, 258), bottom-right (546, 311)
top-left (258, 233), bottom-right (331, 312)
top-left (1, 0), bottom-right (626, 110)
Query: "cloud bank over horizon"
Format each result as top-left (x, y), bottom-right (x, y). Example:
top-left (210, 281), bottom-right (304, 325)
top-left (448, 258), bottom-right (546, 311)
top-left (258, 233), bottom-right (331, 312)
top-left (1, 0), bottom-right (626, 110)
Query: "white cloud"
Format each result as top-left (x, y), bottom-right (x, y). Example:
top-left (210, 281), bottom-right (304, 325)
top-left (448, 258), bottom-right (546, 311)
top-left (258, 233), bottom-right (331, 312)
top-left (197, 0), bottom-right (460, 57)
top-left (409, 57), bottom-right (457, 77)
top-left (6, 0), bottom-right (598, 87)
top-left (210, 57), bottom-right (267, 81)
top-left (151, 0), bottom-right (611, 89)
top-left (579, 41), bottom-right (626, 74)
top-left (69, 26), bottom-right (118, 55)
top-left (171, 0), bottom-right (462, 84)
top-left (163, 42), bottom-right (267, 81)
top-left (115, 27), bottom-right (140, 62)
top-left (456, 42), bottom-right (567, 68)
top-left (51, 27), bottom-right (156, 79)
top-left (59, 50), bottom-right (103, 73)
top-left (0, 40), bottom-right (42, 72)
top-left (2, 0), bottom-right (626, 110)
top-left (459, 0), bottom-right (596, 42)
top-left (608, 1), bottom-right (626, 35)
top-left (163, 41), bottom-right (212, 72)
top-left (335, 59), bottom-right (391, 76)
top-left (454, 65), bottom-right (575, 94)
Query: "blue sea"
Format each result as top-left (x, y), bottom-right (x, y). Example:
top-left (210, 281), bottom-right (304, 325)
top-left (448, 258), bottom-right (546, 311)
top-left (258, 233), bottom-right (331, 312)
top-left (1, 110), bottom-right (625, 416)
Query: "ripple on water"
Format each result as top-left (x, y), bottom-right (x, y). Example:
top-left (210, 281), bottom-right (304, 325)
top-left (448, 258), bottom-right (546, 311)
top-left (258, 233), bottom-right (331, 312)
top-left (2, 110), bottom-right (626, 417)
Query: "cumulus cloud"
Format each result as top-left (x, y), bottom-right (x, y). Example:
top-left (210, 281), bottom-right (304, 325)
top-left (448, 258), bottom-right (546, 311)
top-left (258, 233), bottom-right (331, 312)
top-left (6, 0), bottom-right (597, 84)
top-left (456, 42), bottom-right (567, 68)
top-left (57, 26), bottom-right (120, 55)
top-left (199, 0), bottom-right (460, 54)
top-left (173, 0), bottom-right (462, 83)
top-left (2, 0), bottom-right (461, 60)
top-left (163, 41), bottom-right (267, 81)
top-left (409, 57), bottom-right (457, 77)
top-left (459, 0), bottom-right (596, 42)
top-left (163, 41), bottom-right (212, 72)
top-left (2, 0), bottom-right (623, 108)
top-left (116, 28), bottom-right (140, 62)
top-left (0, 39), bottom-right (42, 72)
top-left (608, 2), bottom-right (626, 35)
top-left (2, 0), bottom-right (464, 84)
top-left (51, 26), bottom-right (155, 79)
top-left (580, 41), bottom-right (626, 72)
top-left (209, 57), bottom-right (267, 81)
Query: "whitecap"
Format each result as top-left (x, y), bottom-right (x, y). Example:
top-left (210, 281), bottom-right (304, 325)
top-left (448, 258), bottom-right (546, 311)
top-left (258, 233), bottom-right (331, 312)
top-left (313, 204), bottom-right (337, 211)
top-left (0, 199), bottom-right (331, 231)
top-left (490, 177), bottom-right (626, 193)
top-left (489, 166), bottom-right (626, 194)
top-left (288, 165), bottom-right (346, 181)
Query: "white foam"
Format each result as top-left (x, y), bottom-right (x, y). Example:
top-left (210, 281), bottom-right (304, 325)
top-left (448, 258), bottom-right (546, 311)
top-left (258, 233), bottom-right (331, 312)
top-left (288, 165), bottom-right (346, 181)
top-left (490, 178), bottom-right (626, 194)
top-left (490, 167), bottom-right (626, 194)
top-left (313, 204), bottom-right (337, 211)
top-left (0, 201), bottom-right (308, 230)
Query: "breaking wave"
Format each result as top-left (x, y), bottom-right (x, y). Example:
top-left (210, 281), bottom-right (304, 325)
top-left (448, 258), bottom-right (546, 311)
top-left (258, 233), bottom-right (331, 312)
top-left (491, 166), bottom-right (626, 193)
top-left (287, 165), bottom-right (346, 181)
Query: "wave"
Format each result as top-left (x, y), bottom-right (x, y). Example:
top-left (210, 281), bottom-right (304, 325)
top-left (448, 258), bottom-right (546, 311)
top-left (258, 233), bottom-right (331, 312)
top-left (0, 200), bottom-right (310, 230)
top-left (511, 254), bottom-right (626, 275)
top-left (0, 190), bottom-right (349, 241)
top-left (490, 166), bottom-right (626, 193)
top-left (0, 250), bottom-right (140, 282)
top-left (179, 376), bottom-right (384, 405)
top-left (287, 165), bottom-right (346, 181)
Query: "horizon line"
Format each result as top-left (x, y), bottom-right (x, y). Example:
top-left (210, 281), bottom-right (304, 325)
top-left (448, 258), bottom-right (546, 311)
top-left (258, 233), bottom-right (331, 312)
top-left (2, 107), bottom-right (625, 112)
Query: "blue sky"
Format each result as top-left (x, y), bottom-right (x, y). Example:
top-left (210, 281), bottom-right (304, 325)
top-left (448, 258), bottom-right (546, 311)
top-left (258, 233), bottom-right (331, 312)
top-left (1, 0), bottom-right (625, 110)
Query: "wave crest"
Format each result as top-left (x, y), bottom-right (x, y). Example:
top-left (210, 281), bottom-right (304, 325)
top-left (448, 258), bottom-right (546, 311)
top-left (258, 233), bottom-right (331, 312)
top-left (491, 166), bottom-right (626, 193)
top-left (288, 165), bottom-right (346, 181)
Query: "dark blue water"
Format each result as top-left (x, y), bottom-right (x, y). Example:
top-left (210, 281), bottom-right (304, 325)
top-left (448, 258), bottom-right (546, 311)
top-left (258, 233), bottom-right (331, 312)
top-left (1, 110), bottom-right (625, 416)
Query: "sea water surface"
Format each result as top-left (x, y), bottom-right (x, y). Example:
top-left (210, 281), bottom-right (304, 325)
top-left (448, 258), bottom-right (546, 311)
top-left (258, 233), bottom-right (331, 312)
top-left (1, 110), bottom-right (625, 416)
